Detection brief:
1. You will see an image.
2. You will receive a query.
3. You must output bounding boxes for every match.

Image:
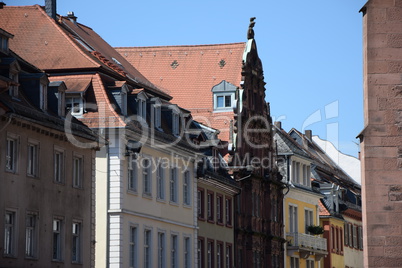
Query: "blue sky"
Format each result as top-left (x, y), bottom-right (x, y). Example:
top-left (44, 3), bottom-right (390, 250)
top-left (13, 0), bottom-right (368, 157)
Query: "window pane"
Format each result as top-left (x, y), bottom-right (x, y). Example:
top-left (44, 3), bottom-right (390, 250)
top-left (224, 95), bottom-right (231, 107)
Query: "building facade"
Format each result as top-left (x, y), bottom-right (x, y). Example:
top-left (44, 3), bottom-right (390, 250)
top-left (0, 28), bottom-right (98, 267)
top-left (359, 0), bottom-right (402, 266)
top-left (274, 123), bottom-right (327, 268)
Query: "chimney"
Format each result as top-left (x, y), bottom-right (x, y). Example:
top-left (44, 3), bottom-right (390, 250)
top-left (274, 121), bottom-right (282, 129)
top-left (305, 130), bottom-right (312, 141)
top-left (67, 11), bottom-right (77, 23)
top-left (0, 2), bottom-right (6, 9)
top-left (45, 0), bottom-right (57, 20)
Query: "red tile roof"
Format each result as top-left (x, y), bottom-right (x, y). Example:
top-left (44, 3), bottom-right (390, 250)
top-left (0, 5), bottom-right (171, 100)
top-left (319, 199), bottom-right (331, 216)
top-left (115, 43), bottom-right (246, 142)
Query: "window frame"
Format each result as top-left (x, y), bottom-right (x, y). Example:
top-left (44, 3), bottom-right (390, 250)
top-left (6, 134), bottom-right (18, 173)
top-left (54, 148), bottom-right (65, 184)
top-left (171, 233), bottom-right (178, 268)
top-left (169, 167), bottom-right (178, 204)
top-left (27, 140), bottom-right (39, 177)
top-left (207, 191), bottom-right (215, 223)
top-left (128, 156), bottom-right (138, 193)
top-left (144, 228), bottom-right (152, 268)
top-left (216, 194), bottom-right (224, 225)
top-left (142, 158), bottom-right (152, 197)
top-left (4, 210), bottom-right (17, 257)
top-left (72, 220), bottom-right (82, 263)
top-left (184, 236), bottom-right (191, 268)
top-left (197, 188), bottom-right (205, 220)
top-left (129, 225), bottom-right (138, 268)
top-left (183, 170), bottom-right (191, 206)
top-left (197, 236), bottom-right (205, 268)
top-left (225, 196), bottom-right (232, 227)
top-left (157, 162), bottom-right (165, 201)
top-left (72, 154), bottom-right (83, 188)
top-left (52, 218), bottom-right (63, 261)
top-left (157, 231), bottom-right (166, 268)
top-left (65, 95), bottom-right (84, 117)
top-left (25, 212), bottom-right (38, 259)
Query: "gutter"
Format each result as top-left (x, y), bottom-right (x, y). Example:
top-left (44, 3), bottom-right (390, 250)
top-left (106, 143), bottom-right (110, 268)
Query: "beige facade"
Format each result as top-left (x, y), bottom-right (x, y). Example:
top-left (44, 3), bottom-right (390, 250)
top-left (0, 114), bottom-right (96, 267)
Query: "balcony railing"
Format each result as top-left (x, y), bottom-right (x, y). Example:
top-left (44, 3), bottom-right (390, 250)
top-left (286, 232), bottom-right (327, 252)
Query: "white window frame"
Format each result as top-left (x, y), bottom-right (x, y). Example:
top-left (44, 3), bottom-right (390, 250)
top-left (170, 167), bottom-right (178, 203)
top-left (27, 140), bottom-right (39, 177)
top-left (128, 156), bottom-right (138, 193)
top-left (4, 210), bottom-right (17, 256)
top-left (152, 98), bottom-right (162, 129)
top-left (54, 148), bottom-right (64, 184)
top-left (289, 204), bottom-right (298, 233)
top-left (73, 155), bottom-right (83, 188)
top-left (304, 209), bottom-right (314, 234)
top-left (72, 221), bottom-right (82, 263)
top-left (157, 162), bottom-right (165, 200)
top-left (214, 93), bottom-right (234, 110)
top-left (65, 96), bottom-right (84, 116)
top-left (129, 225), bottom-right (138, 268)
top-left (6, 134), bottom-right (18, 173)
top-left (25, 212), bottom-right (38, 258)
top-left (137, 94), bottom-right (147, 120)
top-left (52, 218), bottom-right (63, 261)
top-left (183, 170), bottom-right (191, 206)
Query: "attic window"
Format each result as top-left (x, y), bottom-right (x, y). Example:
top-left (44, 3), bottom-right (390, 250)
top-left (219, 59), bottom-right (226, 68)
top-left (211, 80), bottom-right (236, 112)
top-left (0, 36), bottom-right (8, 52)
top-left (66, 95), bottom-right (84, 117)
top-left (170, 60), bottom-right (179, 69)
top-left (39, 83), bottom-right (48, 111)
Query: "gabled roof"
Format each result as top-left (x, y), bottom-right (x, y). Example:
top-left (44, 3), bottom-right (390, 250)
top-left (274, 125), bottom-right (310, 159)
top-left (115, 43), bottom-right (245, 109)
top-left (115, 43), bottom-right (245, 142)
top-left (0, 5), bottom-right (171, 100)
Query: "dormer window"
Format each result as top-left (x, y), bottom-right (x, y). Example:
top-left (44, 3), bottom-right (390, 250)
top-left (137, 94), bottom-right (147, 120)
top-left (39, 83), bottom-right (48, 111)
top-left (0, 29), bottom-right (12, 53)
top-left (151, 98), bottom-right (162, 129)
top-left (121, 85), bottom-right (128, 117)
top-left (212, 80), bottom-right (237, 112)
top-left (9, 72), bottom-right (18, 98)
top-left (172, 110), bottom-right (180, 136)
top-left (66, 95), bottom-right (84, 117)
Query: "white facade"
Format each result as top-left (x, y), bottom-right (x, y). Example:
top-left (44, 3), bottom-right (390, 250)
top-left (95, 132), bottom-right (198, 268)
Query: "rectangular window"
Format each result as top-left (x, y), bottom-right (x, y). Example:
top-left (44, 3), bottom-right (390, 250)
top-left (27, 142), bottom-right (39, 177)
top-left (184, 236), bottom-right (190, 268)
top-left (225, 243), bottom-right (232, 268)
top-left (66, 97), bottom-right (83, 116)
top-left (128, 157), bottom-right (138, 192)
top-left (217, 242), bottom-right (223, 268)
top-left (143, 159), bottom-right (151, 195)
top-left (359, 226), bottom-right (363, 250)
top-left (54, 150), bottom-right (64, 183)
top-left (306, 259), bottom-right (314, 268)
top-left (207, 240), bottom-right (214, 268)
top-left (25, 213), bottom-right (37, 258)
top-left (172, 112), bottom-right (179, 136)
top-left (207, 191), bottom-right (214, 222)
top-left (290, 257), bottom-right (299, 268)
top-left (197, 188), bottom-right (205, 220)
top-left (348, 223), bottom-right (353, 248)
top-left (171, 234), bottom-right (178, 268)
top-left (170, 167), bottom-right (178, 203)
top-left (73, 156), bottom-right (83, 188)
top-left (9, 72), bottom-right (18, 97)
top-left (72, 222), bottom-right (81, 263)
top-left (158, 232), bottom-right (165, 268)
top-left (225, 197), bottom-right (232, 226)
top-left (154, 105), bottom-right (161, 129)
top-left (144, 229), bottom-right (151, 268)
top-left (138, 99), bottom-right (146, 119)
top-left (183, 171), bottom-right (191, 205)
top-left (295, 162), bottom-right (300, 184)
top-left (216, 194), bottom-right (223, 224)
top-left (344, 223), bottom-right (349, 246)
top-left (4, 211), bottom-right (16, 256)
top-left (353, 225), bottom-right (358, 249)
top-left (197, 237), bottom-right (204, 268)
top-left (157, 163), bottom-right (165, 200)
top-left (39, 83), bottom-right (48, 110)
top-left (129, 226), bottom-right (137, 268)
top-left (6, 136), bottom-right (17, 172)
top-left (305, 209), bottom-right (313, 234)
top-left (289, 205), bottom-right (298, 233)
top-left (52, 219), bottom-right (63, 261)
top-left (302, 165), bottom-right (307, 185)
top-left (216, 95), bottom-right (232, 108)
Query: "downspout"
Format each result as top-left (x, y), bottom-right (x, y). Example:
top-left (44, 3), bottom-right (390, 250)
top-left (106, 144), bottom-right (110, 268)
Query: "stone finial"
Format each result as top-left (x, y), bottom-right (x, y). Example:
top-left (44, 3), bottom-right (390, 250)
top-left (247, 17), bottom-right (256, 39)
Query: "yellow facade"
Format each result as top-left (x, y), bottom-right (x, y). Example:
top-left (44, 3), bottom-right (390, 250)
top-left (320, 217), bottom-right (345, 268)
top-left (284, 186), bottom-right (326, 268)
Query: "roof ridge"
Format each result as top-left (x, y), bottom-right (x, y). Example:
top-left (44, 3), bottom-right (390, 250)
top-left (33, 5), bottom-right (100, 69)
top-left (115, 42), bottom-right (246, 50)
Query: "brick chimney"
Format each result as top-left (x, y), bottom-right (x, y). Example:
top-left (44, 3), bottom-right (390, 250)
top-left (67, 11), bottom-right (77, 23)
top-left (45, 0), bottom-right (57, 20)
top-left (274, 121), bottom-right (282, 129)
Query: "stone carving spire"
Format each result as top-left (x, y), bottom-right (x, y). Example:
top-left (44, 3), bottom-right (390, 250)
top-left (247, 17), bottom-right (256, 39)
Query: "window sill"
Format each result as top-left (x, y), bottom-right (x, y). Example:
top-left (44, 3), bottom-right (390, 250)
top-left (183, 203), bottom-right (192, 209)
top-left (217, 221), bottom-right (224, 226)
top-left (226, 224), bottom-right (233, 228)
top-left (198, 217), bottom-right (206, 221)
top-left (207, 219), bottom-right (215, 224)
top-left (127, 189), bottom-right (138, 195)
top-left (142, 193), bottom-right (153, 200)
top-left (169, 201), bottom-right (179, 206)
top-left (156, 198), bottom-right (166, 203)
